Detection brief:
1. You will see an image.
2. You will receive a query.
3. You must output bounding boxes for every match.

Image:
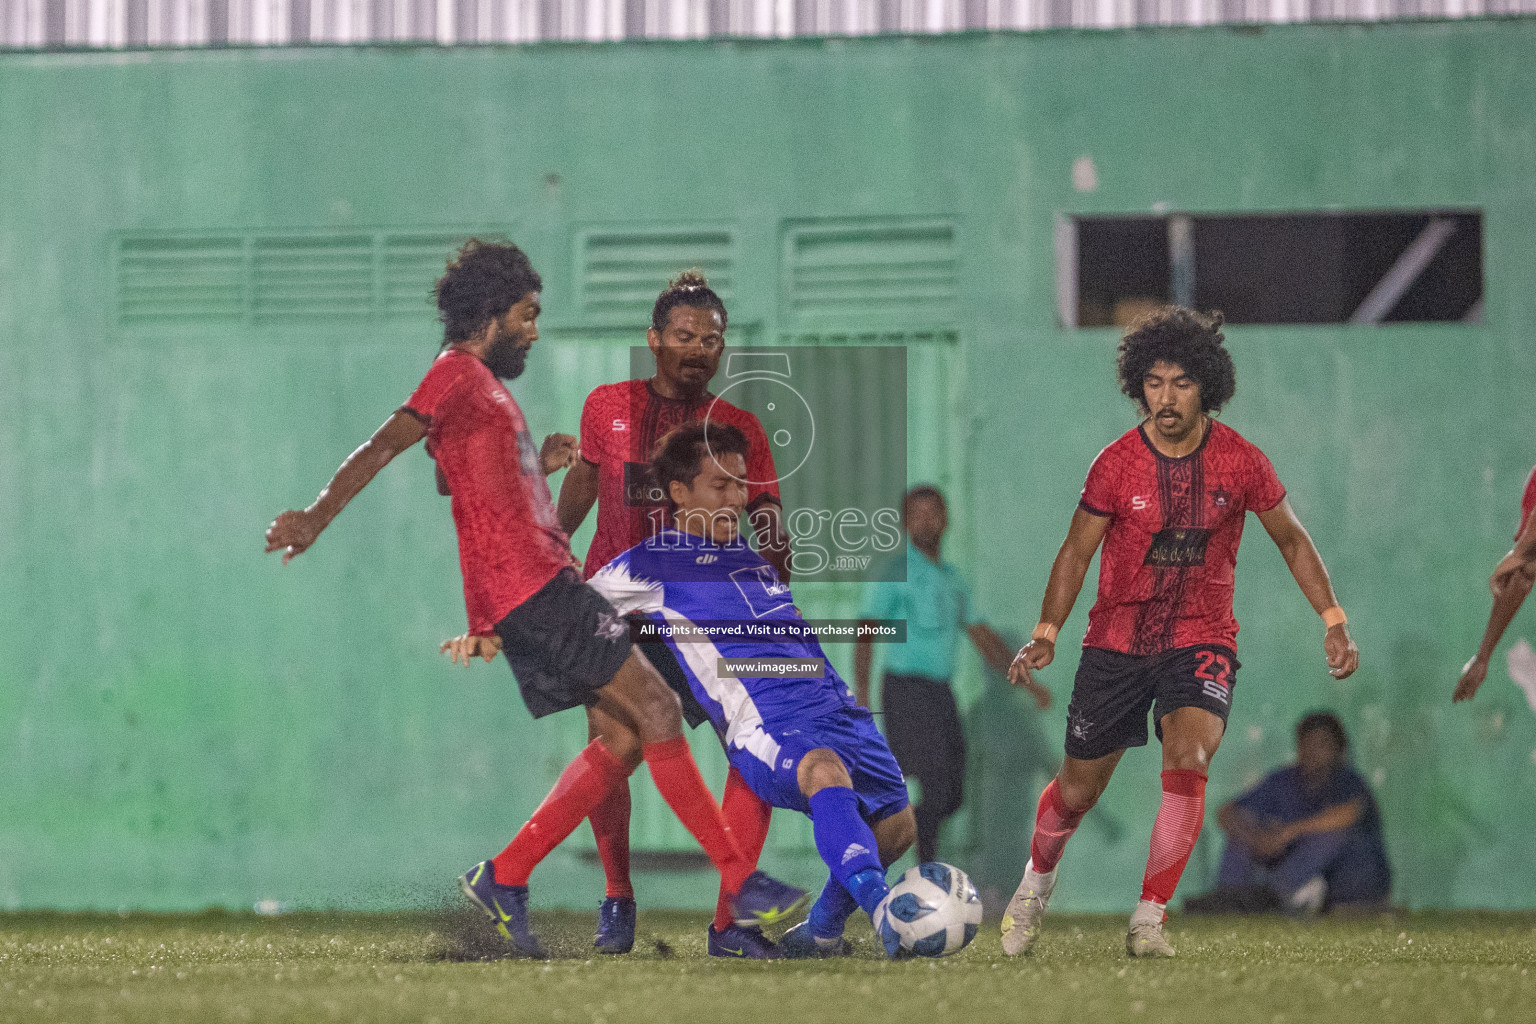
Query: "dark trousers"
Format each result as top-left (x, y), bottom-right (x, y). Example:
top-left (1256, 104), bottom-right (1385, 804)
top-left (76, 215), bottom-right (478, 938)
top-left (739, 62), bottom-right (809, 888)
top-left (882, 672), bottom-right (966, 864)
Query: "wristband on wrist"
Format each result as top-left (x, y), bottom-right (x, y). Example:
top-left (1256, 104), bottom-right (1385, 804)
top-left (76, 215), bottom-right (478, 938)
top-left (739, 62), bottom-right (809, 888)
top-left (1321, 606), bottom-right (1347, 629)
top-left (1031, 622), bottom-right (1059, 644)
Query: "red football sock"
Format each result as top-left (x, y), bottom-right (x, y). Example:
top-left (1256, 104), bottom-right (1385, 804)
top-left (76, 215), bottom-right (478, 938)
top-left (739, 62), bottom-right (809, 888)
top-left (644, 737), bottom-right (750, 893)
top-left (1140, 769), bottom-right (1208, 905)
top-left (588, 778), bottom-right (634, 900)
top-left (712, 766), bottom-right (772, 931)
top-left (492, 740), bottom-right (631, 887)
top-left (1029, 779), bottom-right (1087, 873)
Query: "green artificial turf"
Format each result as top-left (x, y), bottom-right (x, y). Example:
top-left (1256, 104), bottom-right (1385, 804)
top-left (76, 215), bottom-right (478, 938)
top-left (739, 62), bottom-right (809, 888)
top-left (1, 909), bottom-right (1531, 1023)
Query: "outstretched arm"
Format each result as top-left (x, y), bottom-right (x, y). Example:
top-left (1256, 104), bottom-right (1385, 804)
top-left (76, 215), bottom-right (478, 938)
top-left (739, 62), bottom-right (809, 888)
top-left (1008, 509), bottom-right (1110, 680)
top-left (264, 410), bottom-right (427, 563)
top-left (1457, 558), bottom-right (1536, 702)
top-left (1256, 498), bottom-right (1358, 679)
top-left (1492, 515), bottom-right (1536, 598)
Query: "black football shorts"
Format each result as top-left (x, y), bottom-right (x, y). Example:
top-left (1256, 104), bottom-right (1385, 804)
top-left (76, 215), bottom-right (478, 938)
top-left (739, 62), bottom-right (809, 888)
top-left (494, 568), bottom-right (634, 719)
top-left (1063, 644), bottom-right (1239, 761)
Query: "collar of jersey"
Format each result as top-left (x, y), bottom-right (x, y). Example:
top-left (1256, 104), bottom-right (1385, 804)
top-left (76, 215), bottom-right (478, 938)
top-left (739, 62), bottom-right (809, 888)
top-left (644, 378), bottom-right (715, 407)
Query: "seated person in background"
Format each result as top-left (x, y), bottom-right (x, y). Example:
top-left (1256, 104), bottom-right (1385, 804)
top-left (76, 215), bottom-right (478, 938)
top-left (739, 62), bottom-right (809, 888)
top-left (1192, 711), bottom-right (1391, 915)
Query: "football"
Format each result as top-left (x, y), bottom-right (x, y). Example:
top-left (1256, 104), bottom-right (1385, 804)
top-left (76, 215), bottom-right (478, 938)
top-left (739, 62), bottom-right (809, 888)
top-left (873, 862), bottom-right (984, 957)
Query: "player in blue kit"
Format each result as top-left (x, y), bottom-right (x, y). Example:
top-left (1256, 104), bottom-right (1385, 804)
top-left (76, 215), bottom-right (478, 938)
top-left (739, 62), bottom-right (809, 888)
top-left (588, 421), bottom-right (918, 958)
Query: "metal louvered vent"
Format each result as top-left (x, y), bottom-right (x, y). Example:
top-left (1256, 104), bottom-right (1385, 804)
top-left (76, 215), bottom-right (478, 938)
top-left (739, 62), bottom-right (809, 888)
top-left (251, 235), bottom-right (375, 322)
top-left (116, 236), bottom-right (246, 324)
top-left (382, 234), bottom-right (465, 316)
top-left (578, 228), bottom-right (734, 325)
top-left (114, 230), bottom-right (489, 327)
top-left (782, 219), bottom-right (957, 325)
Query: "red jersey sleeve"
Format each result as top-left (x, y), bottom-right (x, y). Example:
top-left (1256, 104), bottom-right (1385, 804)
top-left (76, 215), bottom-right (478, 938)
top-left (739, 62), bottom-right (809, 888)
top-left (1518, 466), bottom-right (1536, 540)
top-left (740, 413), bottom-right (782, 506)
top-left (403, 352), bottom-right (471, 422)
top-left (1078, 445), bottom-right (1119, 518)
top-left (578, 387), bottom-right (607, 468)
top-left (1244, 443), bottom-right (1287, 513)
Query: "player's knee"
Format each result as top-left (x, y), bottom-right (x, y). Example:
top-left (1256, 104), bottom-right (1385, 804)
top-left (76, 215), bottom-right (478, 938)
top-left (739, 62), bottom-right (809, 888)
top-left (634, 685), bottom-right (683, 739)
top-left (1057, 777), bottom-right (1106, 812)
top-left (595, 730), bottom-right (643, 770)
top-left (796, 748), bottom-right (851, 796)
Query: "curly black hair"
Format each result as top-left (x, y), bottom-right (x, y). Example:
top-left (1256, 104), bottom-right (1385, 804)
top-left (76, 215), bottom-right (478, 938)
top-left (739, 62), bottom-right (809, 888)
top-left (435, 238), bottom-right (542, 346)
top-left (1116, 306), bottom-right (1236, 415)
top-left (651, 270), bottom-right (728, 334)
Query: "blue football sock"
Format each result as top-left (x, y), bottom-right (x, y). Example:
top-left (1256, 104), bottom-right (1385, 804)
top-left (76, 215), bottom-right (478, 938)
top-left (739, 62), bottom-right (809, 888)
top-left (808, 876), bottom-right (859, 939)
top-left (808, 786), bottom-right (888, 917)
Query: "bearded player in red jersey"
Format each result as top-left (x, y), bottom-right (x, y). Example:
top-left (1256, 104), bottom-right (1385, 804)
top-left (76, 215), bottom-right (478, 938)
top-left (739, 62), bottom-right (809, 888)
top-left (1455, 465), bottom-right (1536, 701)
top-left (264, 241), bottom-right (803, 957)
top-left (1000, 307), bottom-right (1359, 959)
top-left (557, 272), bottom-right (790, 958)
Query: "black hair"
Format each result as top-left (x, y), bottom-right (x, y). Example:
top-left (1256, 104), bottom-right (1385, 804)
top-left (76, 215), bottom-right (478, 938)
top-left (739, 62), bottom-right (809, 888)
top-left (902, 484), bottom-right (947, 520)
top-left (651, 421), bottom-right (750, 504)
top-left (1116, 306), bottom-right (1236, 415)
top-left (1296, 711), bottom-right (1348, 751)
top-left (651, 270), bottom-right (728, 334)
top-left (435, 238), bottom-right (542, 346)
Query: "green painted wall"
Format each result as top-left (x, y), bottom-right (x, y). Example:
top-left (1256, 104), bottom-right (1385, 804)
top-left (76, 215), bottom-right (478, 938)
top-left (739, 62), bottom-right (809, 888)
top-left (1, 19), bottom-right (1533, 912)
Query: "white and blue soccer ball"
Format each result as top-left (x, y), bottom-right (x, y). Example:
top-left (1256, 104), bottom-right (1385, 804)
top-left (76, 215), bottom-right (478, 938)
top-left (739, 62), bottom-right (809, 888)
top-left (873, 861), bottom-right (984, 958)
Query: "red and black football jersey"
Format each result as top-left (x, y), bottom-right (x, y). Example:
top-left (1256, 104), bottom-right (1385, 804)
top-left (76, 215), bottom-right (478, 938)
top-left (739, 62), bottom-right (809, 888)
top-left (1077, 420), bottom-right (1287, 656)
top-left (404, 350), bottom-right (574, 635)
top-left (578, 379), bottom-right (781, 578)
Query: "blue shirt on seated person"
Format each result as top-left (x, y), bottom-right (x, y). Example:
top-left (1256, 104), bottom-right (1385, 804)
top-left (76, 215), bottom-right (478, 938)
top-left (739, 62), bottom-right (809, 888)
top-left (1210, 711), bottom-right (1391, 913)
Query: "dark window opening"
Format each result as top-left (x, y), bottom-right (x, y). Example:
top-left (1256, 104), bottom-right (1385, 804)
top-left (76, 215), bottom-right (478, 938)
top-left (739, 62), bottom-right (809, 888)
top-left (1070, 210), bottom-right (1483, 327)
top-left (1075, 217), bottom-right (1169, 328)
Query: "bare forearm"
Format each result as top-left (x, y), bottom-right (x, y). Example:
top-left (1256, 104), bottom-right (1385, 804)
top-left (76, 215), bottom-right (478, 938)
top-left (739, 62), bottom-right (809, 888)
top-left (854, 632), bottom-right (874, 707)
top-left (311, 438), bottom-right (399, 524)
top-left (1277, 530), bottom-right (1340, 615)
top-left (1476, 572), bottom-right (1535, 660)
top-left (557, 460), bottom-right (599, 537)
top-left (1040, 549), bottom-right (1093, 628)
top-left (1287, 799), bottom-right (1362, 839)
top-left (969, 624), bottom-right (1015, 676)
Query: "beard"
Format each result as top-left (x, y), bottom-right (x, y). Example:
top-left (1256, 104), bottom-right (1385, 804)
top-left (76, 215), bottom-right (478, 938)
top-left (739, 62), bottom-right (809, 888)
top-left (486, 336), bottom-right (528, 380)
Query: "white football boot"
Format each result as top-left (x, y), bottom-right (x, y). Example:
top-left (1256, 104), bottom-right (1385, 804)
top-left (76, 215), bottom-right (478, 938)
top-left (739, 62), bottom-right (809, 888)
top-left (1000, 860), bottom-right (1056, 956)
top-left (1125, 899), bottom-right (1175, 958)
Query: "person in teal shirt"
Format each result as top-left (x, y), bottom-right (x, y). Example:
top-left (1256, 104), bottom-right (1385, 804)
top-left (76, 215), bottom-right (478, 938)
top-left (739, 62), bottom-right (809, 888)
top-left (856, 485), bottom-right (1052, 863)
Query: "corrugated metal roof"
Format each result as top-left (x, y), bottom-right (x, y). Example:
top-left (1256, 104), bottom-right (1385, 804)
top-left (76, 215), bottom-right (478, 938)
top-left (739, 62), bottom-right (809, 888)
top-left (2, 0), bottom-right (1532, 49)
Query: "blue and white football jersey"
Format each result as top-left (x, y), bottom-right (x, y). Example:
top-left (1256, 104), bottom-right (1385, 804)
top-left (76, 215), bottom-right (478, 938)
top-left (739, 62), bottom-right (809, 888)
top-left (588, 528), bottom-right (858, 761)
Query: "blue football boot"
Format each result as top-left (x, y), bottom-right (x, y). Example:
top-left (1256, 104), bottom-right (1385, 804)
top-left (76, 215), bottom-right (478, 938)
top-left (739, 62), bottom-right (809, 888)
top-left (707, 923), bottom-right (781, 959)
top-left (730, 871), bottom-right (810, 929)
top-left (458, 860), bottom-right (548, 958)
top-left (779, 921), bottom-right (854, 959)
top-left (593, 896), bottom-right (636, 954)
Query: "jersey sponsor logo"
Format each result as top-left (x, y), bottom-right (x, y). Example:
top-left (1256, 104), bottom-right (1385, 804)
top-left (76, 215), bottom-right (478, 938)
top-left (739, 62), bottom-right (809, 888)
top-left (1143, 527), bottom-right (1212, 567)
top-left (696, 553), bottom-right (719, 565)
top-left (1131, 495), bottom-right (1150, 510)
top-left (623, 461), bottom-right (668, 506)
top-left (729, 564), bottom-right (795, 618)
top-left (612, 418), bottom-right (628, 431)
